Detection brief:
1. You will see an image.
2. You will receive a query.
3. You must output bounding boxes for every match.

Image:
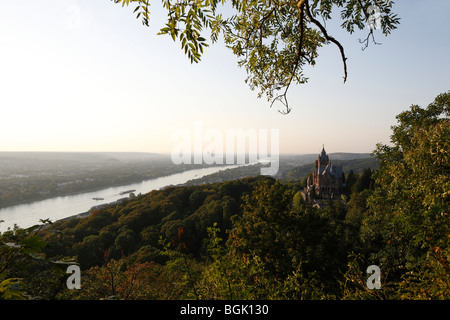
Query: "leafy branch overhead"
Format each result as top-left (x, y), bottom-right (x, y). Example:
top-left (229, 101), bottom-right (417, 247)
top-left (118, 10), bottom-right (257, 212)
top-left (112, 0), bottom-right (400, 113)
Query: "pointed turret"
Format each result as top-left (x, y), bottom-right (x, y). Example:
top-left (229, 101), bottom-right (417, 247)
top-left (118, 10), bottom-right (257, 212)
top-left (319, 145), bottom-right (329, 165)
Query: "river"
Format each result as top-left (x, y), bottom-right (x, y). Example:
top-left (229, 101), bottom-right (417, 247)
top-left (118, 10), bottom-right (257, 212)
top-left (0, 165), bottom-right (241, 232)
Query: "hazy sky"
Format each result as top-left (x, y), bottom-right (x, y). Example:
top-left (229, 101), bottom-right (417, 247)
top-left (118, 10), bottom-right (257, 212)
top-left (0, 1), bottom-right (448, 154)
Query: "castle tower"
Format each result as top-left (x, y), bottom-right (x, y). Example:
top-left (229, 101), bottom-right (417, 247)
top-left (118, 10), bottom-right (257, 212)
top-left (318, 145), bottom-right (329, 167)
top-left (307, 146), bottom-right (345, 199)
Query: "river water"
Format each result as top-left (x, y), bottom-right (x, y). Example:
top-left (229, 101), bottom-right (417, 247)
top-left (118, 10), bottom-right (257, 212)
top-left (0, 165), bottom-right (240, 232)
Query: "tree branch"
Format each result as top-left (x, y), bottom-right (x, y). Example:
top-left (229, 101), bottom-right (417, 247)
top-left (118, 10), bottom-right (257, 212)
top-left (357, 0), bottom-right (370, 20)
top-left (245, 7), bottom-right (277, 47)
top-left (357, 0), bottom-right (382, 50)
top-left (270, 0), bottom-right (306, 114)
top-left (304, 0), bottom-right (348, 83)
top-left (359, 29), bottom-right (382, 51)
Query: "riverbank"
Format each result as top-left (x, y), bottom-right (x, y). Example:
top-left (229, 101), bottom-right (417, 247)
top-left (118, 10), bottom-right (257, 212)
top-left (0, 164), bottom-right (243, 232)
top-left (0, 163), bottom-right (224, 209)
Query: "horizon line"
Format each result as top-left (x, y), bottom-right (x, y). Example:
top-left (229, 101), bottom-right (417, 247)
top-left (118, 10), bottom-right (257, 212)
top-left (0, 150), bottom-right (375, 155)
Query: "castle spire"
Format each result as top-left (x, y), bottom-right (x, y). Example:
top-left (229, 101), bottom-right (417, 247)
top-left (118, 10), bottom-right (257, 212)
top-left (319, 145), bottom-right (329, 163)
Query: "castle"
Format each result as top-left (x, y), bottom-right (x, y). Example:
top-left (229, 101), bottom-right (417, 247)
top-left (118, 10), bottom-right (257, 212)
top-left (306, 146), bottom-right (345, 199)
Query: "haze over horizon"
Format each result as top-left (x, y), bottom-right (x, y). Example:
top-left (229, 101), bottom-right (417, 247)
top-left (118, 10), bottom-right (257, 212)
top-left (0, 1), bottom-right (448, 155)
top-left (0, 150), bottom-right (373, 156)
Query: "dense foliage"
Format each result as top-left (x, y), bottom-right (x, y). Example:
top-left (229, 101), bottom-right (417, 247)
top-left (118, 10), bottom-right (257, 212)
top-left (1, 93), bottom-right (448, 300)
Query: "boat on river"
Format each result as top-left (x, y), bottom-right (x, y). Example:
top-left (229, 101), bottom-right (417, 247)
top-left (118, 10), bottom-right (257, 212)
top-left (119, 189), bottom-right (136, 195)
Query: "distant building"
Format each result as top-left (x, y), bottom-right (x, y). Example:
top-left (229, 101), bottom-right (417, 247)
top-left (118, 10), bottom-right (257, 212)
top-left (306, 146), bottom-right (345, 199)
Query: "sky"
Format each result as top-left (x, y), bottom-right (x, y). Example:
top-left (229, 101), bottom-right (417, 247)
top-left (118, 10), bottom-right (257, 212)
top-left (0, 0), bottom-right (449, 155)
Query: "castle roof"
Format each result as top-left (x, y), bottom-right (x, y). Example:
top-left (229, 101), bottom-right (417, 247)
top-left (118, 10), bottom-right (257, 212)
top-left (322, 162), bottom-right (344, 178)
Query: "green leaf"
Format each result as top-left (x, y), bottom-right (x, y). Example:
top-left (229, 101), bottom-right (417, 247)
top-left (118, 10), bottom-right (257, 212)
top-left (0, 278), bottom-right (25, 300)
top-left (20, 236), bottom-right (46, 254)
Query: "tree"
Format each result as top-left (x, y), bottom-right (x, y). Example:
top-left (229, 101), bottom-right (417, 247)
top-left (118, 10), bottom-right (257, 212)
top-left (351, 168), bottom-right (374, 193)
top-left (67, 256), bottom-right (155, 300)
top-left (74, 234), bottom-right (105, 269)
top-left (362, 92), bottom-right (449, 298)
top-left (113, 0), bottom-right (400, 113)
top-left (197, 223), bottom-right (278, 299)
top-left (0, 220), bottom-right (73, 300)
top-left (293, 190), bottom-right (305, 208)
top-left (345, 169), bottom-right (357, 195)
top-left (230, 179), bottom-right (354, 296)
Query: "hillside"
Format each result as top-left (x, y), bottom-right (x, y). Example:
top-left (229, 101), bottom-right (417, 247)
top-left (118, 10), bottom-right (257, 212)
top-left (179, 155), bottom-right (379, 187)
